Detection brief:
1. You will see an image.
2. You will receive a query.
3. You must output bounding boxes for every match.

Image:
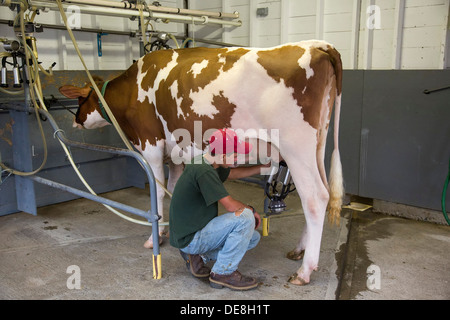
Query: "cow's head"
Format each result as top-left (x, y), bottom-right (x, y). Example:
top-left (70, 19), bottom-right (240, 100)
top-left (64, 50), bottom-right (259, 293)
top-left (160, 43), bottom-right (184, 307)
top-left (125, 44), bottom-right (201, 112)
top-left (59, 76), bottom-right (111, 129)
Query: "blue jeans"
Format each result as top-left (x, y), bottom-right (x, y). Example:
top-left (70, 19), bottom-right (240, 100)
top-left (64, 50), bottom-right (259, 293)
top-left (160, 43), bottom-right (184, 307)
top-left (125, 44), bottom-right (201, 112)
top-left (180, 208), bottom-right (261, 275)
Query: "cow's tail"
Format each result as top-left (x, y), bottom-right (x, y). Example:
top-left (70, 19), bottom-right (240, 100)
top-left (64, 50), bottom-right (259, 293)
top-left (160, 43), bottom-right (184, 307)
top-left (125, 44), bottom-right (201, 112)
top-left (327, 47), bottom-right (344, 225)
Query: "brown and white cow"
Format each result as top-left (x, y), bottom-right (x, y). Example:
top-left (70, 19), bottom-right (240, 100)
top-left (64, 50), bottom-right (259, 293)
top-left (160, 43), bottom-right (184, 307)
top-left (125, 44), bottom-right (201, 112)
top-left (59, 40), bottom-right (344, 285)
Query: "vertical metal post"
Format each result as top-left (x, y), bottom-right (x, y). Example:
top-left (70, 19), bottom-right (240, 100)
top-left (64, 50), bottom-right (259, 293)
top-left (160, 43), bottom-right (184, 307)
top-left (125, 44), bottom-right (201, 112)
top-left (10, 78), bottom-right (37, 215)
top-left (148, 168), bottom-right (161, 279)
top-left (263, 197), bottom-right (270, 236)
top-left (152, 218), bottom-right (162, 279)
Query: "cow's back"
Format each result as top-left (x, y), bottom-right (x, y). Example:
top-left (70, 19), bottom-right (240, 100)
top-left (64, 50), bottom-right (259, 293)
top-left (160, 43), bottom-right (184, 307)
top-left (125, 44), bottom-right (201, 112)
top-left (133, 41), bottom-right (341, 151)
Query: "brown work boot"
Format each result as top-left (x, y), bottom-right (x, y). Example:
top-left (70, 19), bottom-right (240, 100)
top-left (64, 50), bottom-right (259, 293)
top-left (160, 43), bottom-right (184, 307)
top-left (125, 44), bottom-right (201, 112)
top-left (209, 271), bottom-right (258, 291)
top-left (179, 251), bottom-right (210, 278)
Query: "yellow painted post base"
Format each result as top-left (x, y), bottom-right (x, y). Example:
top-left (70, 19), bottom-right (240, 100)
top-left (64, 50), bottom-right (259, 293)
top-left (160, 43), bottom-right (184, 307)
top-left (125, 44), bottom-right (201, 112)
top-left (153, 254), bottom-right (162, 279)
top-left (262, 217), bottom-right (269, 236)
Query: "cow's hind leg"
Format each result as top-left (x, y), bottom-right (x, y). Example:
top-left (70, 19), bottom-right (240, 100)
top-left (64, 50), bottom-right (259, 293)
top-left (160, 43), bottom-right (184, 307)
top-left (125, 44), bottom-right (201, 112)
top-left (287, 120), bottom-right (330, 263)
top-left (286, 224), bottom-right (307, 261)
top-left (282, 148), bottom-right (330, 285)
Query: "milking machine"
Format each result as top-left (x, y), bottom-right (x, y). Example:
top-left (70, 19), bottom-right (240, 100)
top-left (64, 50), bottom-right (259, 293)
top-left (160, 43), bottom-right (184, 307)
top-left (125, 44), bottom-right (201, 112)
top-left (1, 40), bottom-right (23, 89)
top-left (262, 161), bottom-right (296, 236)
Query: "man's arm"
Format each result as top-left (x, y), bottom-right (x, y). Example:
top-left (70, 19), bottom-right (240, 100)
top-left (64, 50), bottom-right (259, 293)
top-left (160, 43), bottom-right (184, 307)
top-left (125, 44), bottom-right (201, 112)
top-left (219, 195), bottom-right (262, 229)
top-left (227, 164), bottom-right (270, 180)
top-left (218, 195), bottom-right (247, 212)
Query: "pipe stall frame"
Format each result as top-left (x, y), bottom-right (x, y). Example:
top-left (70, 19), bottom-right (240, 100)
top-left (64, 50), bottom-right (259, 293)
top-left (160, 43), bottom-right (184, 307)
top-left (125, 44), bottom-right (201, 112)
top-left (2, 0), bottom-right (242, 27)
top-left (64, 0), bottom-right (239, 19)
top-left (27, 175), bottom-right (154, 222)
top-left (2, 103), bottom-right (163, 278)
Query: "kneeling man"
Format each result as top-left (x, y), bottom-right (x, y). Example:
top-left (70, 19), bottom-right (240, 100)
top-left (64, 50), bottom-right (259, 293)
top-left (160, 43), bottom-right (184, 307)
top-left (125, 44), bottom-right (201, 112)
top-left (169, 128), bottom-right (266, 291)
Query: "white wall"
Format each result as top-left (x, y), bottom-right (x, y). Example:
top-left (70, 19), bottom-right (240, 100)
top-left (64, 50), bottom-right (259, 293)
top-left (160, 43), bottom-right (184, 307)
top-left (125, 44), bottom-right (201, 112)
top-left (193, 0), bottom-right (450, 70)
top-left (1, 0), bottom-right (448, 70)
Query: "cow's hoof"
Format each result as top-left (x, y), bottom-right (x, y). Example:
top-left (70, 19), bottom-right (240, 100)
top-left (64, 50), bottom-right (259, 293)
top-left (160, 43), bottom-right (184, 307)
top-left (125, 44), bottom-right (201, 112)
top-left (288, 273), bottom-right (309, 286)
top-left (286, 249), bottom-right (305, 261)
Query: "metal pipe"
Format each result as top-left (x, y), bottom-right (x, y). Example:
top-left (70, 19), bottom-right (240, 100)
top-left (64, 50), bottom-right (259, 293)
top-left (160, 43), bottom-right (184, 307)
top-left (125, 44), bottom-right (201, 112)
top-left (1, 19), bottom-right (242, 47)
top-left (150, 12), bottom-right (242, 27)
top-left (423, 85), bottom-right (450, 94)
top-left (12, 0), bottom-right (242, 27)
top-left (64, 0), bottom-right (239, 19)
top-left (0, 18), bottom-right (136, 36)
top-left (28, 175), bottom-right (155, 221)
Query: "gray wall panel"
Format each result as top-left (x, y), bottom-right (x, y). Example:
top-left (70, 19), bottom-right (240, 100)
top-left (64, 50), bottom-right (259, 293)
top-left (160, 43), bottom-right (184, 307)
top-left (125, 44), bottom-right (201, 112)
top-left (360, 70), bottom-right (450, 211)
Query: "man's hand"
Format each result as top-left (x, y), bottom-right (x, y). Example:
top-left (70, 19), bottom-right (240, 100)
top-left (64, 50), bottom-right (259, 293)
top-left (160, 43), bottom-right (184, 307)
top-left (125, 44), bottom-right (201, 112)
top-left (246, 205), bottom-right (261, 230)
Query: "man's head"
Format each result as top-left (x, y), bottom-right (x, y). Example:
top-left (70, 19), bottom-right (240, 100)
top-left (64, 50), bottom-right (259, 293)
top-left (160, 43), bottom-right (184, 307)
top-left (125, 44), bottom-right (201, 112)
top-left (208, 128), bottom-right (253, 168)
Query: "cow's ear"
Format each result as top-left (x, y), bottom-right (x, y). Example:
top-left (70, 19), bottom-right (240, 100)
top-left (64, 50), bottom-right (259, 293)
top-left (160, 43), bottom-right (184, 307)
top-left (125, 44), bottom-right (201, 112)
top-left (59, 85), bottom-right (91, 99)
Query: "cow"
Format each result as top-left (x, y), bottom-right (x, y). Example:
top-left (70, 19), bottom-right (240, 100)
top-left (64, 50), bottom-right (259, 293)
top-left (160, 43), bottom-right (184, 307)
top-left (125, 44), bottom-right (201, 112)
top-left (59, 40), bottom-right (344, 286)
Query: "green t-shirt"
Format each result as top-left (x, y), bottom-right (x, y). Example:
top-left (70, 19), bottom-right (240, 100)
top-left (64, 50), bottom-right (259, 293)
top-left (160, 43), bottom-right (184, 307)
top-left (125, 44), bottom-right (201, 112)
top-left (169, 155), bottom-right (230, 249)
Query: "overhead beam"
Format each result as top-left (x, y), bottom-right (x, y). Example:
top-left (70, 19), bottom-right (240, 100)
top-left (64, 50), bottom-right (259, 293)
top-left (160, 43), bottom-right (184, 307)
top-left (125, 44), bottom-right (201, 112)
top-left (2, 0), bottom-right (242, 27)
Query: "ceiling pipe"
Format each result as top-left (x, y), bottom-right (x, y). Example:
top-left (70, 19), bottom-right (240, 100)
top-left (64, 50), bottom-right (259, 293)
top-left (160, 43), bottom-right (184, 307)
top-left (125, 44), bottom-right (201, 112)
top-left (1, 0), bottom-right (242, 27)
top-left (12, 0), bottom-right (242, 27)
top-left (64, 0), bottom-right (239, 20)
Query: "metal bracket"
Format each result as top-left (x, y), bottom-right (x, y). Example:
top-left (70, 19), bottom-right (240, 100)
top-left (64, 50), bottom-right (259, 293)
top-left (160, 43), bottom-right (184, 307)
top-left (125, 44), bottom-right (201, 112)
top-left (97, 32), bottom-right (109, 57)
top-left (423, 85), bottom-right (450, 94)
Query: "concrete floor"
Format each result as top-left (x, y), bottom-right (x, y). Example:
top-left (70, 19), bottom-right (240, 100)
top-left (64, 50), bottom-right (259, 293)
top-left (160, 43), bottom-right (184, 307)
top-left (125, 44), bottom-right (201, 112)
top-left (0, 180), bottom-right (449, 300)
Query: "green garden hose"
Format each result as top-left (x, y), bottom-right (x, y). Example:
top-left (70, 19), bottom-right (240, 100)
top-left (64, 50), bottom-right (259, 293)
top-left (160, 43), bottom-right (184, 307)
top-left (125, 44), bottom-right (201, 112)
top-left (443, 157), bottom-right (450, 225)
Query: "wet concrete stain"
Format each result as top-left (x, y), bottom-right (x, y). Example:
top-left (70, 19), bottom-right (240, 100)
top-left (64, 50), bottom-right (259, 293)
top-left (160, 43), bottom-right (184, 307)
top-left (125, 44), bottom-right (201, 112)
top-left (42, 221), bottom-right (57, 230)
top-left (42, 226), bottom-right (58, 230)
top-left (85, 210), bottom-right (100, 215)
top-left (335, 209), bottom-right (392, 300)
